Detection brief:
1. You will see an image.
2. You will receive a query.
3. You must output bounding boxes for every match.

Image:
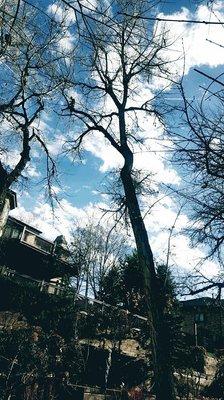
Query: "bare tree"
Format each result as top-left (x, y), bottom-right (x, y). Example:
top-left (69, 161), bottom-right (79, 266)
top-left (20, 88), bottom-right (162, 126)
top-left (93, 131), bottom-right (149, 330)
top-left (70, 219), bottom-right (127, 299)
top-left (0, 0), bottom-right (74, 212)
top-left (180, 269), bottom-right (224, 299)
top-left (60, 1), bottom-right (177, 398)
top-left (170, 77), bottom-right (224, 266)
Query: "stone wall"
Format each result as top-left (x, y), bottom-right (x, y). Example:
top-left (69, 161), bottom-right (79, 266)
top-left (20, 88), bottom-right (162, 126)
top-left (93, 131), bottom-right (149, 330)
top-left (181, 304), bottom-right (224, 348)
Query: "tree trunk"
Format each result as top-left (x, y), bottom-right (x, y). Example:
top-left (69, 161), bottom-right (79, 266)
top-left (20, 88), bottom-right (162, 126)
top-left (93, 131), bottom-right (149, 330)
top-left (120, 165), bottom-right (176, 400)
top-left (0, 170), bottom-right (8, 213)
top-left (0, 190), bottom-right (7, 213)
top-left (0, 178), bottom-right (10, 238)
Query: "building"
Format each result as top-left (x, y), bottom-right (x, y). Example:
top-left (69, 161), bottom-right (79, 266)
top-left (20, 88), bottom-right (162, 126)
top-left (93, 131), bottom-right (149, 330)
top-left (0, 191), bottom-right (77, 293)
top-left (181, 297), bottom-right (224, 349)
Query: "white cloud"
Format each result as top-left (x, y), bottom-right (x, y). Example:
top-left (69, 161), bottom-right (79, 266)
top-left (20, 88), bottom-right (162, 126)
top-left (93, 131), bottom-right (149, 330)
top-left (47, 134), bottom-right (66, 156)
top-left (79, 0), bottom-right (97, 12)
top-left (24, 164), bottom-right (41, 178)
top-left (150, 230), bottom-right (219, 277)
top-left (1, 150), bottom-right (41, 178)
top-left (156, 3), bottom-right (224, 77)
top-left (82, 81), bottom-right (180, 186)
top-left (51, 185), bottom-right (62, 195)
top-left (84, 132), bottom-right (124, 172)
top-left (47, 3), bottom-right (76, 25)
top-left (32, 115), bottom-right (67, 158)
top-left (10, 207), bottom-right (40, 228)
top-left (58, 31), bottom-right (75, 51)
top-left (141, 198), bottom-right (219, 276)
top-left (47, 3), bottom-right (77, 52)
top-left (10, 197), bottom-right (109, 241)
top-left (2, 150), bottom-right (20, 169)
top-left (71, 2), bottom-right (223, 278)
top-left (31, 148), bottom-right (41, 159)
top-left (31, 117), bottom-right (49, 133)
top-left (10, 188), bottom-right (220, 279)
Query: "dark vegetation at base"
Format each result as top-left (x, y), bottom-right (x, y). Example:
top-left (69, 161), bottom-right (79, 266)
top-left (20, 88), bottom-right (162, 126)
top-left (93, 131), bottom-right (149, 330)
top-left (0, 328), bottom-right (82, 399)
top-left (174, 345), bottom-right (206, 373)
top-left (0, 262), bottom-right (210, 399)
top-left (0, 275), bottom-right (76, 339)
top-left (0, 327), bottom-right (149, 387)
top-left (0, 273), bottom-right (151, 395)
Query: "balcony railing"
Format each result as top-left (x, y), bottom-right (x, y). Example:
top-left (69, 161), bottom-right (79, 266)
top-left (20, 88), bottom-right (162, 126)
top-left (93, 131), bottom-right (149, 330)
top-left (0, 266), bottom-right (71, 296)
top-left (21, 228), bottom-right (53, 255)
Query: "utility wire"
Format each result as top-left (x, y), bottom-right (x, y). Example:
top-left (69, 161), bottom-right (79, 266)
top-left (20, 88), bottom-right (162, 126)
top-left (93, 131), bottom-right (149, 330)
top-left (23, 0), bottom-right (224, 26)
top-left (119, 13), bottom-right (224, 25)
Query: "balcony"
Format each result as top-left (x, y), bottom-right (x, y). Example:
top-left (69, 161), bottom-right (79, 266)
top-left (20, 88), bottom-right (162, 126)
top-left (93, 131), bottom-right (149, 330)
top-left (1, 217), bottom-right (77, 279)
top-left (21, 228), bottom-right (53, 255)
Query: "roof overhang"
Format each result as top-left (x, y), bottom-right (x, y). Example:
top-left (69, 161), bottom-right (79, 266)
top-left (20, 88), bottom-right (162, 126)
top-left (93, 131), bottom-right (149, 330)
top-left (8, 216), bottom-right (42, 235)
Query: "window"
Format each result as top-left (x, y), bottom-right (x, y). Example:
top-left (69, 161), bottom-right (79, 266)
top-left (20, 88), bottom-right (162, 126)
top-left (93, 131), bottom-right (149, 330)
top-left (11, 228), bottom-right (21, 239)
top-left (3, 226), bottom-right (20, 239)
top-left (195, 313), bottom-right (204, 322)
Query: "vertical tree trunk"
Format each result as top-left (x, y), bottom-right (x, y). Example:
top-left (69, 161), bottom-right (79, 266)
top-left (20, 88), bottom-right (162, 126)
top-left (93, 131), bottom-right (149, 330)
top-left (120, 166), bottom-right (176, 400)
top-left (0, 180), bottom-right (9, 237)
top-left (0, 190), bottom-right (7, 213)
top-left (0, 176), bottom-right (8, 212)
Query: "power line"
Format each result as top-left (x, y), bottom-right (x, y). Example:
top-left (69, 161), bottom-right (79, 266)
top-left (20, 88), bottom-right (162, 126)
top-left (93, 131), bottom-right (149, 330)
top-left (23, 0), bottom-right (224, 26)
top-left (119, 13), bottom-right (224, 25)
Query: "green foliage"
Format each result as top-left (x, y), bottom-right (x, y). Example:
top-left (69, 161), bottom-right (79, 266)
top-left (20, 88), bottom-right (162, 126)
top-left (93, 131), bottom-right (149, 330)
top-left (100, 266), bottom-right (124, 306)
top-left (101, 256), bottom-right (206, 376)
top-left (156, 264), bottom-right (184, 366)
top-left (101, 254), bottom-right (180, 319)
top-left (156, 264), bottom-right (177, 308)
top-left (101, 251), bottom-right (146, 315)
top-left (156, 266), bottom-right (206, 374)
top-left (101, 254), bottom-right (187, 368)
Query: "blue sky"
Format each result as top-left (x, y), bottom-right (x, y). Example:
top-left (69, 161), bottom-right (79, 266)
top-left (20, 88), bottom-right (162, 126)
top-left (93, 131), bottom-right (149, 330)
top-left (8, 0), bottom-right (224, 277)
top-left (161, 1), bottom-right (204, 13)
